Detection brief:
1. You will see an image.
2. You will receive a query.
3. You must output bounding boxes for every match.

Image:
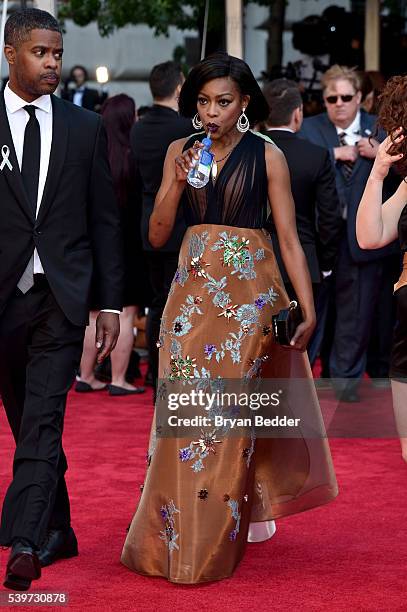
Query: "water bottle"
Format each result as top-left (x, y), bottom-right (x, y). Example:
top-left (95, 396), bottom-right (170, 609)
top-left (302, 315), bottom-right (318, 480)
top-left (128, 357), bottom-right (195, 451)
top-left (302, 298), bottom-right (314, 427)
top-left (187, 137), bottom-right (214, 189)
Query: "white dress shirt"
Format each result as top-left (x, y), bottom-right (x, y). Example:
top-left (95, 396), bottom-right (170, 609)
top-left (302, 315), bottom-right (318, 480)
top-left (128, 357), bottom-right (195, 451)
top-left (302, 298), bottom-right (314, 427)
top-left (4, 83), bottom-right (119, 314)
top-left (335, 111), bottom-right (364, 221)
top-left (4, 83), bottom-right (52, 275)
top-left (335, 111), bottom-right (361, 145)
top-left (73, 88), bottom-right (85, 107)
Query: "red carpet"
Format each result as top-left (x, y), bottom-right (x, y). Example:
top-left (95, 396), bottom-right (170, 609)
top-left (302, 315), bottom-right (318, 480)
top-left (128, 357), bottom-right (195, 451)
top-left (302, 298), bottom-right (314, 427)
top-left (1, 384), bottom-right (407, 611)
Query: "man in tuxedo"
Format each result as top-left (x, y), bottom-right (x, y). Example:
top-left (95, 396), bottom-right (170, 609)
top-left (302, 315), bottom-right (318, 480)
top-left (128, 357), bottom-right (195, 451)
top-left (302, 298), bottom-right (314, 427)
top-left (299, 65), bottom-right (398, 401)
top-left (131, 61), bottom-right (193, 394)
top-left (61, 65), bottom-right (107, 113)
top-left (262, 79), bottom-right (342, 366)
top-left (0, 9), bottom-right (123, 590)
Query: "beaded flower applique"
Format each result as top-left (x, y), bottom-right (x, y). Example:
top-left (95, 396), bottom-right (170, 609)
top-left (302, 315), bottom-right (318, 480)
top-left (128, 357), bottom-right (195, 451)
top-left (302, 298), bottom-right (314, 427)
top-left (159, 500), bottom-right (180, 553)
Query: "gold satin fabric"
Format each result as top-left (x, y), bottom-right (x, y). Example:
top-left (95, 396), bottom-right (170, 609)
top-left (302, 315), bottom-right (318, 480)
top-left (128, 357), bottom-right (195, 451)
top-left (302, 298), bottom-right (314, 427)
top-left (121, 225), bottom-right (338, 584)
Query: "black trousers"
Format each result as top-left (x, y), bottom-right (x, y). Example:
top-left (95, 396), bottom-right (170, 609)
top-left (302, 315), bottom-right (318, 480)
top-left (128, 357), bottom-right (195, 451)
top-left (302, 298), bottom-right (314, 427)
top-left (145, 251), bottom-right (179, 390)
top-left (366, 254), bottom-right (400, 378)
top-left (329, 237), bottom-right (383, 390)
top-left (0, 278), bottom-right (85, 548)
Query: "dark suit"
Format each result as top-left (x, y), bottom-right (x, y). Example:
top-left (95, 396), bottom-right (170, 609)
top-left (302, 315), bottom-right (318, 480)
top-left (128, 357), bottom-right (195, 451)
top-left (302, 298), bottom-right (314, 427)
top-left (299, 110), bottom-right (399, 389)
top-left (61, 85), bottom-right (107, 113)
top-left (0, 93), bottom-right (123, 547)
top-left (265, 129), bottom-right (343, 365)
top-left (130, 105), bottom-right (193, 389)
top-left (265, 129), bottom-right (342, 284)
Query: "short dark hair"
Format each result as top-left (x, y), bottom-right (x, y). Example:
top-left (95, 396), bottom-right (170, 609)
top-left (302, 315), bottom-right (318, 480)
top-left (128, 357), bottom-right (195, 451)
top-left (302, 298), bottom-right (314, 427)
top-left (179, 53), bottom-right (269, 126)
top-left (4, 8), bottom-right (62, 49)
top-left (262, 78), bottom-right (302, 126)
top-left (149, 61), bottom-right (183, 100)
top-left (69, 65), bottom-right (89, 82)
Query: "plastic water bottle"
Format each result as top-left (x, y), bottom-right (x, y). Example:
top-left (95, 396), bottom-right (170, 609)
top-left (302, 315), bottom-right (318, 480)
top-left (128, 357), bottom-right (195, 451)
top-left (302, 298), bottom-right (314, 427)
top-left (187, 137), bottom-right (214, 189)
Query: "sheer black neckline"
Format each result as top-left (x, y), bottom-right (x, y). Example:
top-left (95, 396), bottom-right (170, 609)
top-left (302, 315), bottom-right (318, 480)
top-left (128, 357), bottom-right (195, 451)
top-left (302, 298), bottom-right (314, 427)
top-left (210, 131), bottom-right (248, 187)
top-left (182, 130), bottom-right (268, 229)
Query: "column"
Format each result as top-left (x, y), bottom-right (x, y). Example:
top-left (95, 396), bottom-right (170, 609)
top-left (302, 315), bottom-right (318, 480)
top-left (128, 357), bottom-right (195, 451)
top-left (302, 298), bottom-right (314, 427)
top-left (364, 0), bottom-right (380, 71)
top-left (33, 0), bottom-right (56, 16)
top-left (225, 0), bottom-right (243, 59)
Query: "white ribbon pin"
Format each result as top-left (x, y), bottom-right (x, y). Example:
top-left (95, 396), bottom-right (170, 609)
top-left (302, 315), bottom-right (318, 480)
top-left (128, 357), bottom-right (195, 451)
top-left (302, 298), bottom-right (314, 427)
top-left (0, 145), bottom-right (13, 172)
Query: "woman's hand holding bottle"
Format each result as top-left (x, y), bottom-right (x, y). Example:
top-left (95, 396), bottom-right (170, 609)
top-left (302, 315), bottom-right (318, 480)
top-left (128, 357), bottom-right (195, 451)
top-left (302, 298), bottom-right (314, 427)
top-left (174, 141), bottom-right (203, 182)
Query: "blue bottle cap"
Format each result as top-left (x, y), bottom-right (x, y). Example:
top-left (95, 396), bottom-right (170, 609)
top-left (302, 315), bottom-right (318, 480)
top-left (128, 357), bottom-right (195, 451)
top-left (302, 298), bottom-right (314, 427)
top-left (202, 137), bottom-right (212, 148)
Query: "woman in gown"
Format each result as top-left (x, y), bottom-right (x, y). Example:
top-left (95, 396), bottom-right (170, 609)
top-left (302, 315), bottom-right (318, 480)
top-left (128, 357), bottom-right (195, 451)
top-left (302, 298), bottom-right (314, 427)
top-left (356, 76), bottom-right (407, 463)
top-left (121, 53), bottom-right (338, 583)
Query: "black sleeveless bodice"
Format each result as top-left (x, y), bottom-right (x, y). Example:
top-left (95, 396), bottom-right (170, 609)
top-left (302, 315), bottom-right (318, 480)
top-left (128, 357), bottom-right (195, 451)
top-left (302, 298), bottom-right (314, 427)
top-left (398, 203), bottom-right (407, 251)
top-left (182, 131), bottom-right (268, 228)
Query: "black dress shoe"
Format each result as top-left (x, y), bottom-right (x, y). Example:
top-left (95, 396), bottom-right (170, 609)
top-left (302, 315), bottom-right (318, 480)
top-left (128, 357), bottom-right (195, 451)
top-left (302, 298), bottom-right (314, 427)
top-left (4, 542), bottom-right (41, 591)
top-left (108, 384), bottom-right (145, 396)
top-left (38, 527), bottom-right (78, 567)
top-left (75, 381), bottom-right (108, 393)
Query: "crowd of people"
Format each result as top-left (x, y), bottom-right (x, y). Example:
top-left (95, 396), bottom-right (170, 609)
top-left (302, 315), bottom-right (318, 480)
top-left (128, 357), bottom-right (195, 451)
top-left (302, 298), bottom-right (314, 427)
top-left (66, 64), bottom-right (402, 405)
top-left (1, 5), bottom-right (406, 594)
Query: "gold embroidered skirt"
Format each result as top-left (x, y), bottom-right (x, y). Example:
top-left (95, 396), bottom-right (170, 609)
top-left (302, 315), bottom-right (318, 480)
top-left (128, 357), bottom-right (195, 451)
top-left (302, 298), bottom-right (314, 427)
top-left (121, 224), bottom-right (338, 584)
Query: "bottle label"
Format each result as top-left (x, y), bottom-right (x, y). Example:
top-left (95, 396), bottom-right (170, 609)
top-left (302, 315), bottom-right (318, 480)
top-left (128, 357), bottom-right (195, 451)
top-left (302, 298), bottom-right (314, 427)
top-left (197, 150), bottom-right (214, 177)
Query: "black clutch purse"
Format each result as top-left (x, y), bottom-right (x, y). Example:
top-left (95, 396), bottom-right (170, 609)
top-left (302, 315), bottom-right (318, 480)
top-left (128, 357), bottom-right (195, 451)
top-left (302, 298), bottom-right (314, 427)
top-left (272, 300), bottom-right (303, 346)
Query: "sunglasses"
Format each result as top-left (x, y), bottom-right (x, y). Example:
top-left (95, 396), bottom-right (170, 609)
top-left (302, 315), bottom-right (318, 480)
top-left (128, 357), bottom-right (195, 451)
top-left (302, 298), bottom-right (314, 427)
top-left (325, 94), bottom-right (356, 104)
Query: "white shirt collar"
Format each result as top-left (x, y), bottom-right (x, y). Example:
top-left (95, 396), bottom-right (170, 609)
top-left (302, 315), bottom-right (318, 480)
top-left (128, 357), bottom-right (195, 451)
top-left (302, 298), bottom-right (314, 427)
top-left (267, 127), bottom-right (295, 133)
top-left (4, 82), bottom-right (52, 114)
top-left (335, 110), bottom-right (360, 136)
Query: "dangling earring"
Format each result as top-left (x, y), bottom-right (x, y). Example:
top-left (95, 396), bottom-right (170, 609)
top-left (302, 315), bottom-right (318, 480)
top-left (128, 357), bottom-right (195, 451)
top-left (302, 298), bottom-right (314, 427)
top-left (192, 113), bottom-right (203, 130)
top-left (237, 107), bottom-right (249, 133)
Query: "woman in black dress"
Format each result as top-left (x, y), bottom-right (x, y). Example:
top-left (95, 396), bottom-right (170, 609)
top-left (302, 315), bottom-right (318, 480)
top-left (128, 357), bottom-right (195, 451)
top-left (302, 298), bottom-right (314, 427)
top-left (357, 76), bottom-right (407, 461)
top-left (76, 94), bottom-right (145, 395)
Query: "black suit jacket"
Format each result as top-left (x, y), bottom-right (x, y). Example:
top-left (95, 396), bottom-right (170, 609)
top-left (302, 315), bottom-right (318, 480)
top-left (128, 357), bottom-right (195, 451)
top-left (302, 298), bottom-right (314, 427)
top-left (0, 93), bottom-right (123, 326)
top-left (130, 105), bottom-right (193, 251)
top-left (265, 129), bottom-right (343, 283)
top-left (61, 86), bottom-right (106, 112)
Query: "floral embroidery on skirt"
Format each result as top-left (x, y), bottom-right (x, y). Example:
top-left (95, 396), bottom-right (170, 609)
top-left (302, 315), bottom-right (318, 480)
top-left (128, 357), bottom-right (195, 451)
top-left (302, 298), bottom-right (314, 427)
top-left (121, 224), bottom-right (338, 584)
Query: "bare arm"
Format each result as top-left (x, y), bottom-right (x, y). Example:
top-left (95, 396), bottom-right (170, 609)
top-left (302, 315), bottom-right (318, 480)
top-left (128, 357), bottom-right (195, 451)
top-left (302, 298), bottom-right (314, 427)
top-left (265, 143), bottom-right (316, 350)
top-left (149, 137), bottom-right (201, 248)
top-left (356, 130), bottom-right (406, 249)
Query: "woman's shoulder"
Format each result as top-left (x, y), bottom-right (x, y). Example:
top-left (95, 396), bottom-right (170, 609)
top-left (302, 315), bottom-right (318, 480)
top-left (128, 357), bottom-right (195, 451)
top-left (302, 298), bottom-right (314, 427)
top-left (249, 130), bottom-right (283, 155)
top-left (166, 134), bottom-right (198, 156)
top-left (250, 129), bottom-right (273, 144)
top-left (263, 139), bottom-right (286, 165)
top-left (164, 131), bottom-right (206, 155)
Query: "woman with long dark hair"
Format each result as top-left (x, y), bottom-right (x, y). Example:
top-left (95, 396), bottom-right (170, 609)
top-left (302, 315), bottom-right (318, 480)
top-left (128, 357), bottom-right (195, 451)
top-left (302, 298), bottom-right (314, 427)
top-left (76, 94), bottom-right (145, 395)
top-left (122, 54), bottom-right (337, 582)
top-left (357, 75), bottom-right (407, 462)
